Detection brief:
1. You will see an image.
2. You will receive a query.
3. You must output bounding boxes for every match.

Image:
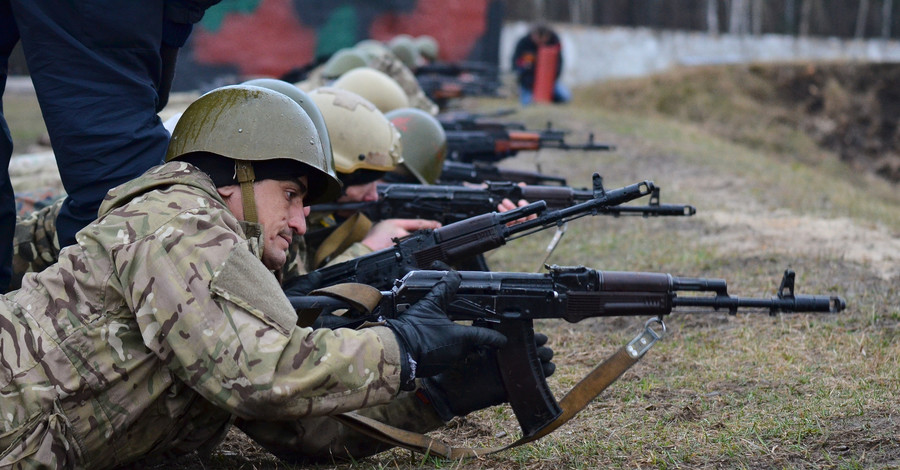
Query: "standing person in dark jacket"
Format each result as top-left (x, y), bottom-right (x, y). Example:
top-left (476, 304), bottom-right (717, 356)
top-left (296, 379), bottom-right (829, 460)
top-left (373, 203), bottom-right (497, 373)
top-left (0, 0), bottom-right (220, 293)
top-left (511, 23), bottom-right (571, 106)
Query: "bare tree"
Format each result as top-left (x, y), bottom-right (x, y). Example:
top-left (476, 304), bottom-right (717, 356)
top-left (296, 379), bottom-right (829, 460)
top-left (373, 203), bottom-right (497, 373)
top-left (531, 0), bottom-right (545, 19)
top-left (567, 0), bottom-right (593, 25)
top-left (729, 0), bottom-right (750, 34)
top-left (751, 0), bottom-right (764, 35)
top-left (707, 0), bottom-right (719, 34)
top-left (883, 0), bottom-right (894, 38)
top-left (799, 0), bottom-right (813, 36)
top-left (856, 0), bottom-right (870, 38)
top-left (785, 0), bottom-right (796, 34)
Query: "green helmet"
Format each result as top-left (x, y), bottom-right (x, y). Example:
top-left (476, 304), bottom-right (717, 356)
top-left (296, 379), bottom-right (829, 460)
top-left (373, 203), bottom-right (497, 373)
top-left (320, 48), bottom-right (368, 79)
top-left (414, 35), bottom-right (439, 61)
top-left (388, 35), bottom-right (420, 70)
top-left (332, 67), bottom-right (409, 113)
top-left (309, 87), bottom-right (402, 175)
top-left (166, 85), bottom-right (342, 212)
top-left (240, 78), bottom-right (335, 174)
top-left (354, 39), bottom-right (390, 59)
top-left (385, 107), bottom-right (446, 185)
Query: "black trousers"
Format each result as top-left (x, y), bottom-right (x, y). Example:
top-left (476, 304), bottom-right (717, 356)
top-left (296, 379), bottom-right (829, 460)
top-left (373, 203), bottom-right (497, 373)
top-left (0, 0), bottom-right (171, 291)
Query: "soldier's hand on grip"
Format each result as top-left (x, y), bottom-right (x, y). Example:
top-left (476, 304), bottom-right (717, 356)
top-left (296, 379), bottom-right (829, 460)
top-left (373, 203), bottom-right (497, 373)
top-left (422, 332), bottom-right (555, 420)
top-left (386, 270), bottom-right (507, 390)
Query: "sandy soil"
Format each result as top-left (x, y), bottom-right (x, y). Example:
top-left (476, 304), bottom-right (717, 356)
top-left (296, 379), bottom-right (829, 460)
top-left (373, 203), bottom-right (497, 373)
top-left (700, 210), bottom-right (900, 281)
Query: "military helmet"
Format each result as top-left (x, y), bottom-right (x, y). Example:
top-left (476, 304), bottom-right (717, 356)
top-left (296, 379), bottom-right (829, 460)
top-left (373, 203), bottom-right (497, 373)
top-left (240, 78), bottom-right (335, 170)
top-left (332, 67), bottom-right (409, 113)
top-left (166, 85), bottom-right (342, 206)
top-left (414, 35), bottom-right (439, 61)
top-left (388, 35), bottom-right (420, 69)
top-left (309, 87), bottom-right (402, 175)
top-left (354, 39), bottom-right (390, 58)
top-left (385, 108), bottom-right (446, 185)
top-left (320, 48), bottom-right (368, 79)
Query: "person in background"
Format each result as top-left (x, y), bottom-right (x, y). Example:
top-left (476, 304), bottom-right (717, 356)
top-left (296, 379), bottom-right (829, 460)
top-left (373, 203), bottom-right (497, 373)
top-left (383, 107), bottom-right (535, 219)
top-left (413, 34), bottom-right (440, 65)
top-left (511, 23), bottom-right (571, 106)
top-left (300, 87), bottom-right (441, 270)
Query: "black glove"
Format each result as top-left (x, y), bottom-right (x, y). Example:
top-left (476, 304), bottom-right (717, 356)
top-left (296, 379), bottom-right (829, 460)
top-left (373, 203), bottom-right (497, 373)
top-left (282, 271), bottom-right (323, 297)
top-left (386, 270), bottom-right (507, 390)
top-left (421, 332), bottom-right (555, 421)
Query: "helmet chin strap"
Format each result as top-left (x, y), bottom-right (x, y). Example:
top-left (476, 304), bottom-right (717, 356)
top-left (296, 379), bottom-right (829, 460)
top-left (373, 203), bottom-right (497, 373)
top-left (234, 160), bottom-right (259, 224)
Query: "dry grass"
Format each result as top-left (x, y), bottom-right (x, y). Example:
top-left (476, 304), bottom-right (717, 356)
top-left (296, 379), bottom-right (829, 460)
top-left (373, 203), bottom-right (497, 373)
top-left (169, 67), bottom-right (898, 468)
top-left (6, 67), bottom-right (899, 469)
top-left (3, 92), bottom-right (48, 156)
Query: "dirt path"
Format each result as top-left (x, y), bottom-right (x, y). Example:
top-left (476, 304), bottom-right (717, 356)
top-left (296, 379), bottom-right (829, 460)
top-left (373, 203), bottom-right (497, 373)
top-left (700, 210), bottom-right (900, 280)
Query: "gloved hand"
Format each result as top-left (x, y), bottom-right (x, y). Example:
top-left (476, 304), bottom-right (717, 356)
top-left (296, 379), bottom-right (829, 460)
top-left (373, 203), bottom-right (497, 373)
top-left (386, 270), bottom-right (507, 390)
top-left (282, 271), bottom-right (323, 297)
top-left (421, 333), bottom-right (555, 421)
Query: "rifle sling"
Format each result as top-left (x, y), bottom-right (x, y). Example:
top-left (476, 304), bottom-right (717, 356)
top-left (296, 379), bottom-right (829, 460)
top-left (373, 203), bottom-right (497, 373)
top-left (313, 212), bottom-right (372, 268)
top-left (331, 342), bottom-right (645, 459)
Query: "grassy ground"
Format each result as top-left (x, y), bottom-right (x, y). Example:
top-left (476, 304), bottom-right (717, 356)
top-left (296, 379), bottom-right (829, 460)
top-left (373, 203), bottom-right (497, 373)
top-left (5, 66), bottom-right (899, 469)
top-left (186, 69), bottom-right (898, 469)
top-left (4, 92), bottom-right (48, 156)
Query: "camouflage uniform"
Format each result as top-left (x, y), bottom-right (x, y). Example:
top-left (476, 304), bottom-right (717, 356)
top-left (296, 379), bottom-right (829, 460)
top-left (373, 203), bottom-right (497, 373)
top-left (0, 162), bottom-right (430, 468)
top-left (9, 197), bottom-right (63, 292)
top-left (367, 52), bottom-right (440, 116)
top-left (14, 189), bottom-right (64, 218)
top-left (294, 66), bottom-right (329, 92)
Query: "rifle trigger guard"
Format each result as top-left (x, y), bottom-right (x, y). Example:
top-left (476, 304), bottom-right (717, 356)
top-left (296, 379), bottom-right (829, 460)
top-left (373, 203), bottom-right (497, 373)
top-left (626, 318), bottom-right (666, 359)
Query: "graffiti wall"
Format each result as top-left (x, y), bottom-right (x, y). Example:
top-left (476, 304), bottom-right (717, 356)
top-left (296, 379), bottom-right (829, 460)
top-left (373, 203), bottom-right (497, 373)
top-left (172, 0), bottom-right (503, 91)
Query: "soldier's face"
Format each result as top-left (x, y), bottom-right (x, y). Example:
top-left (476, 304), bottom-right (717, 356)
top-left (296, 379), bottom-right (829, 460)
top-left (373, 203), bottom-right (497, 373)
top-left (335, 181), bottom-right (379, 218)
top-left (255, 177), bottom-right (310, 270)
top-left (338, 181), bottom-right (379, 203)
top-left (220, 176), bottom-right (310, 270)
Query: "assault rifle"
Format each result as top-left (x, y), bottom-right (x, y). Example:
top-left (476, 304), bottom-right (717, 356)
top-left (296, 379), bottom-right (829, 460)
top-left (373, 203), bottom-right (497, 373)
top-left (289, 267), bottom-right (846, 437)
top-left (439, 161), bottom-right (568, 186)
top-left (415, 60), bottom-right (501, 79)
top-left (446, 128), bottom-right (615, 163)
top-left (436, 108), bottom-right (519, 132)
top-left (308, 178), bottom-right (695, 225)
top-left (286, 177), bottom-right (654, 292)
top-left (418, 74), bottom-right (505, 103)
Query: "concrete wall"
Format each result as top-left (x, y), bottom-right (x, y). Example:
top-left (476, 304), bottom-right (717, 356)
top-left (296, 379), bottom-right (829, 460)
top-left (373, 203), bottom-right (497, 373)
top-left (501, 22), bottom-right (900, 88)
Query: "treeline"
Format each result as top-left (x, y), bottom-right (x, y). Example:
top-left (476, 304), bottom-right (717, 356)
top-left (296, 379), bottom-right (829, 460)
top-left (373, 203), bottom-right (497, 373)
top-left (502, 0), bottom-right (900, 39)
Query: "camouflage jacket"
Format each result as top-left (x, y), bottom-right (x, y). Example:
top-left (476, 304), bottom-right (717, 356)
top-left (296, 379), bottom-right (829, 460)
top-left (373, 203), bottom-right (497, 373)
top-left (10, 196), bottom-right (64, 292)
top-left (0, 162), bottom-right (405, 469)
top-left (368, 52), bottom-right (440, 116)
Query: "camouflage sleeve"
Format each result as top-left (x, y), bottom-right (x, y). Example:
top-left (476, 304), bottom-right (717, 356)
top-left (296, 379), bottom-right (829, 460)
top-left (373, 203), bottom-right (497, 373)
top-left (371, 54), bottom-right (439, 115)
top-left (234, 386), bottom-right (445, 463)
top-left (9, 198), bottom-right (63, 291)
top-left (114, 207), bottom-right (403, 421)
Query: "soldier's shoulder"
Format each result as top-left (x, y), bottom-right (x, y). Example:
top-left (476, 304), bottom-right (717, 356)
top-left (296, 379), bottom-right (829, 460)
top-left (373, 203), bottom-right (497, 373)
top-left (93, 162), bottom-right (238, 243)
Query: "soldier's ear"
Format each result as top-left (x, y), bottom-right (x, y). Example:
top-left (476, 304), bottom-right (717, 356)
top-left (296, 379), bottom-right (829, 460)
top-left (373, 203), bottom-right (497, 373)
top-left (216, 184), bottom-right (242, 215)
top-left (217, 184), bottom-right (240, 198)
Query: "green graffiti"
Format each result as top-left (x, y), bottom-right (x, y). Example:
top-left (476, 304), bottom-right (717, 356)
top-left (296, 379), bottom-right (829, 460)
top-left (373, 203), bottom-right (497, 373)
top-left (315, 6), bottom-right (360, 59)
top-left (200, 0), bottom-right (262, 32)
